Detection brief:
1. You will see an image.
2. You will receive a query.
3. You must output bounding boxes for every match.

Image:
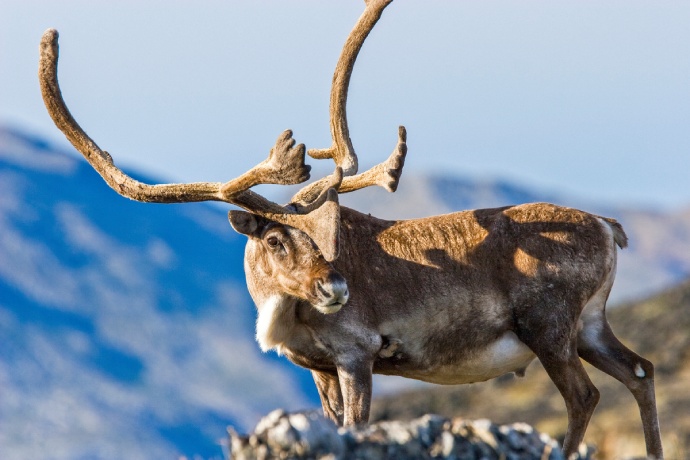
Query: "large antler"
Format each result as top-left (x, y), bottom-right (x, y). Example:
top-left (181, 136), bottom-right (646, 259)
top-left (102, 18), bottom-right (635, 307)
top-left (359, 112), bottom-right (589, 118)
top-left (39, 29), bottom-right (341, 261)
top-left (307, 0), bottom-right (397, 176)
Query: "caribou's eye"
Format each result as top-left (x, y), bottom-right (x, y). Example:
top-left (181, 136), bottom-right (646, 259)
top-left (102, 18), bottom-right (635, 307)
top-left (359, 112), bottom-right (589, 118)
top-left (266, 236), bottom-right (280, 248)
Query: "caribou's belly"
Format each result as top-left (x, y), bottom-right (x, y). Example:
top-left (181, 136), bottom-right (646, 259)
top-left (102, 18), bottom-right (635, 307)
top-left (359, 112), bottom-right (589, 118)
top-left (381, 331), bottom-right (536, 385)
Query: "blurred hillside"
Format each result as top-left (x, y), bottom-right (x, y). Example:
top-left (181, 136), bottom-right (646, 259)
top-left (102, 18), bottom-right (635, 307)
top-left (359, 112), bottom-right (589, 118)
top-left (371, 278), bottom-right (690, 459)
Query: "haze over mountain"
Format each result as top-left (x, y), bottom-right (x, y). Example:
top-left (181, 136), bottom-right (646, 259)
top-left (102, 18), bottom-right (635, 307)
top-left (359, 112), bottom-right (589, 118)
top-left (1, 125), bottom-right (688, 458)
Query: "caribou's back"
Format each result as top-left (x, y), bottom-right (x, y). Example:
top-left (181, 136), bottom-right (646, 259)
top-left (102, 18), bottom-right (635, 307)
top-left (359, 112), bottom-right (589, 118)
top-left (337, 202), bottom-right (619, 312)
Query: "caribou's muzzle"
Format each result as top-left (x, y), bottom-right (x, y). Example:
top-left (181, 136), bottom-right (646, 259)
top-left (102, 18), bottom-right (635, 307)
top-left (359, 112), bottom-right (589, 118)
top-left (314, 272), bottom-right (349, 314)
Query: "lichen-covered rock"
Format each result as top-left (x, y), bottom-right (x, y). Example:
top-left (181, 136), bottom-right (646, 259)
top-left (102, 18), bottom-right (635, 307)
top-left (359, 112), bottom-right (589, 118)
top-left (228, 410), bottom-right (593, 460)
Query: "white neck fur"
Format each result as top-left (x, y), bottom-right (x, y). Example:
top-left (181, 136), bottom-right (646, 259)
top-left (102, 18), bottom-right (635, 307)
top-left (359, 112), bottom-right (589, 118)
top-left (256, 295), bottom-right (296, 352)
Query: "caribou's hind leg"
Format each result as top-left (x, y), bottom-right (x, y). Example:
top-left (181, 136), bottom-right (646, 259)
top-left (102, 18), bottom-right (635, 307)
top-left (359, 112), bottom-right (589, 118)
top-left (530, 339), bottom-right (600, 458)
top-left (577, 294), bottom-right (663, 459)
top-left (516, 297), bottom-right (600, 458)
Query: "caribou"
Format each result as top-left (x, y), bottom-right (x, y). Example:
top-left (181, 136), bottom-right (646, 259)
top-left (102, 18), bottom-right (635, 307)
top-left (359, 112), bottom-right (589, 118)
top-left (39, 1), bottom-right (663, 458)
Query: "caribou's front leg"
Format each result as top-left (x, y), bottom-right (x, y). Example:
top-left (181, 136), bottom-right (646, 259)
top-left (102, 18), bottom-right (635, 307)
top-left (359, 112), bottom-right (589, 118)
top-left (336, 357), bottom-right (374, 426)
top-left (312, 370), bottom-right (344, 426)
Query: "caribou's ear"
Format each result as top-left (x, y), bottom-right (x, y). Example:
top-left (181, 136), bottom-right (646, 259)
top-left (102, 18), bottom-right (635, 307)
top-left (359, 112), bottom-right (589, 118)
top-left (303, 188), bottom-right (340, 262)
top-left (228, 211), bottom-right (260, 236)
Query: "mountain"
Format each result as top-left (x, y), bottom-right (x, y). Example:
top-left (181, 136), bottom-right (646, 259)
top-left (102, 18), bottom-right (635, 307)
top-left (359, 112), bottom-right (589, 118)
top-left (370, 278), bottom-right (690, 459)
top-left (1, 124), bottom-right (689, 458)
top-left (0, 126), bottom-right (320, 459)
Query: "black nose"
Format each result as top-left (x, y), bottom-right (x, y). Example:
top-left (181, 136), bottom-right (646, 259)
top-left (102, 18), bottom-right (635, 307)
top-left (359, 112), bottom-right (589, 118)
top-left (315, 272), bottom-right (349, 304)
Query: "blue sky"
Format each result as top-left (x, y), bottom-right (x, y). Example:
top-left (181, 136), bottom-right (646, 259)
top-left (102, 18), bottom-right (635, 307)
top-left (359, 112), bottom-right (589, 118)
top-left (2, 1), bottom-right (689, 210)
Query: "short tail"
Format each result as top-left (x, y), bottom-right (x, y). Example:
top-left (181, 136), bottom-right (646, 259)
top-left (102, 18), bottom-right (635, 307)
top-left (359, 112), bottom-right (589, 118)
top-left (601, 217), bottom-right (628, 249)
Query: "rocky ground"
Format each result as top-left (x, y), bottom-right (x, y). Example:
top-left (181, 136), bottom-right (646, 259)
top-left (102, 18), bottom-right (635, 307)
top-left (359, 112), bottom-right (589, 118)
top-left (228, 410), bottom-right (592, 460)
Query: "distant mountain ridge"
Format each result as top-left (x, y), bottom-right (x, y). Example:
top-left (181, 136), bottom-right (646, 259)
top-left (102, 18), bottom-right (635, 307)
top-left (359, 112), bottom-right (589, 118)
top-left (1, 125), bottom-right (689, 458)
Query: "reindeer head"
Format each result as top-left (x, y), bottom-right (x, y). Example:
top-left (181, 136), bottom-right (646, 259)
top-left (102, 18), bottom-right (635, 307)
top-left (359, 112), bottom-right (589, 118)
top-left (229, 211), bottom-right (348, 314)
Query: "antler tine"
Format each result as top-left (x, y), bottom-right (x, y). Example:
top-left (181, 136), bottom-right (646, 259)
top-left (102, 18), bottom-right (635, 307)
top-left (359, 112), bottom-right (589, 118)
top-left (291, 125), bottom-right (406, 206)
top-left (39, 29), bottom-right (342, 260)
top-left (339, 125), bottom-right (407, 193)
top-left (307, 0), bottom-right (395, 176)
top-left (220, 129), bottom-right (312, 197)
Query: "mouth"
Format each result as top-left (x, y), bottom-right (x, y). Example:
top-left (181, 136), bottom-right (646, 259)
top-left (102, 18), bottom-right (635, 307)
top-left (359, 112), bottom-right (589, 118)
top-left (314, 301), bottom-right (344, 315)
